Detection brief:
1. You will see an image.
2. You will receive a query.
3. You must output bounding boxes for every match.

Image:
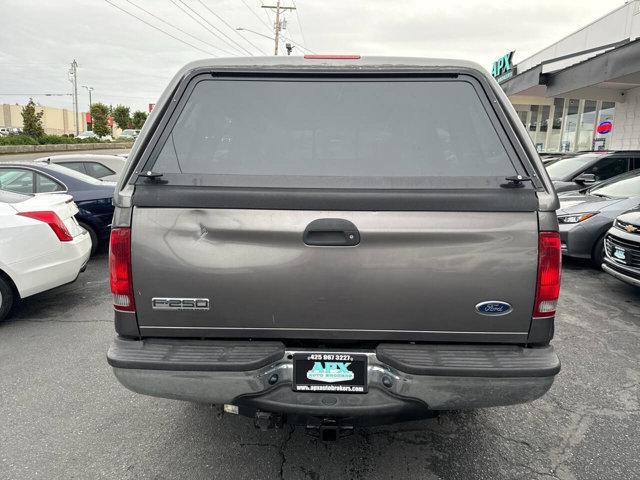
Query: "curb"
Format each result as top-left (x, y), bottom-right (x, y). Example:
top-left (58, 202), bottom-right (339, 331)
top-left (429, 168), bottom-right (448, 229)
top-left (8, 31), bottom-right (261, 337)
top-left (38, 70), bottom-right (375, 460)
top-left (0, 142), bottom-right (133, 155)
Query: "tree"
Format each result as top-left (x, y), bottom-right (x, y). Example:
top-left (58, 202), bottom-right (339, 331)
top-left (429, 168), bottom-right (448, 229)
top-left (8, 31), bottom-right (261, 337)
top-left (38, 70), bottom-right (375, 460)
top-left (131, 110), bottom-right (148, 129)
top-left (90, 102), bottom-right (110, 137)
top-left (21, 99), bottom-right (44, 138)
top-left (112, 105), bottom-right (131, 130)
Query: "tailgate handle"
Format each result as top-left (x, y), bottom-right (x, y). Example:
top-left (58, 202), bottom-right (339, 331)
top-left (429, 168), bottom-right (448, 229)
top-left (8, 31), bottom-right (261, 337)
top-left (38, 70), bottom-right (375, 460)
top-left (303, 218), bottom-right (360, 246)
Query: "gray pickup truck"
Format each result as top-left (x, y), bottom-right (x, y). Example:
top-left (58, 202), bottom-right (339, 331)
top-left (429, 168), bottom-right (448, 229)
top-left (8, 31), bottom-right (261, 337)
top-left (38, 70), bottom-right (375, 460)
top-left (107, 56), bottom-right (561, 439)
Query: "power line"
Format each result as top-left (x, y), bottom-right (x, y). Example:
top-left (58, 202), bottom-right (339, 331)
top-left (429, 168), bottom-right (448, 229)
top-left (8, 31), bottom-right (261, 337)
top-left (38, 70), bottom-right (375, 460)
top-left (123, 0), bottom-right (231, 55)
top-left (281, 33), bottom-right (314, 53)
top-left (239, 0), bottom-right (273, 33)
top-left (196, 0), bottom-right (268, 55)
top-left (263, 3), bottom-right (273, 30)
top-left (103, 0), bottom-right (215, 56)
top-left (171, 0), bottom-right (247, 56)
top-left (187, 0), bottom-right (256, 56)
top-left (238, 27), bottom-right (312, 54)
top-left (291, 0), bottom-right (308, 49)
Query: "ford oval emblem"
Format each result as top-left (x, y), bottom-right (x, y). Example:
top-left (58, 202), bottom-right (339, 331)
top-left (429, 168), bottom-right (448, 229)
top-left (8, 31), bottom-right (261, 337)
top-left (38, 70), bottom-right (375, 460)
top-left (475, 301), bottom-right (513, 316)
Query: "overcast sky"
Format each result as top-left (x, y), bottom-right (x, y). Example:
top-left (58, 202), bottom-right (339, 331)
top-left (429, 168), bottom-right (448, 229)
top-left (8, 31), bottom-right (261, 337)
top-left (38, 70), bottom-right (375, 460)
top-left (0, 0), bottom-right (624, 113)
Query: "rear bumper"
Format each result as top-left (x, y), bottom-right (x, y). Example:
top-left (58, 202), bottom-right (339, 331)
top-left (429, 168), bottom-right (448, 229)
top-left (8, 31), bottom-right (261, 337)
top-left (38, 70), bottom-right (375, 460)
top-left (108, 338), bottom-right (560, 415)
top-left (559, 223), bottom-right (593, 258)
top-left (11, 231), bottom-right (91, 298)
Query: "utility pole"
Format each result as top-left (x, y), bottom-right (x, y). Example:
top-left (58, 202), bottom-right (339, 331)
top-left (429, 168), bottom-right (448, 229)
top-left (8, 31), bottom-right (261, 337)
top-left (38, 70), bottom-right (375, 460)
top-left (82, 85), bottom-right (94, 130)
top-left (262, 1), bottom-right (296, 55)
top-left (68, 60), bottom-right (79, 135)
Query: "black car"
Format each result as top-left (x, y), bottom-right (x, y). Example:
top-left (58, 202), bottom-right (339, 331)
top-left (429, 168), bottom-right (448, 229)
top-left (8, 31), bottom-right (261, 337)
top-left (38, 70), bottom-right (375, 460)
top-left (546, 151), bottom-right (640, 193)
top-left (0, 162), bottom-right (115, 254)
top-left (602, 209), bottom-right (640, 287)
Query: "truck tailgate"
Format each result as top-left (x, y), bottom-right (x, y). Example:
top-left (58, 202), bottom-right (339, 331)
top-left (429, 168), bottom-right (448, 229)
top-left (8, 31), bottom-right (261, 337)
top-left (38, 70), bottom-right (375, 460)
top-left (131, 207), bottom-right (537, 342)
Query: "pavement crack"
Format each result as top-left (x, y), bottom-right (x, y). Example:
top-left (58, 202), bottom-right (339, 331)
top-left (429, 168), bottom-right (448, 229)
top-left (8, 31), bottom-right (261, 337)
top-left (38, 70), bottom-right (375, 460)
top-left (548, 412), bottom-right (591, 478)
top-left (238, 442), bottom-right (279, 448)
top-left (279, 425), bottom-right (294, 480)
top-left (496, 448), bottom-right (559, 480)
top-left (486, 430), bottom-right (535, 450)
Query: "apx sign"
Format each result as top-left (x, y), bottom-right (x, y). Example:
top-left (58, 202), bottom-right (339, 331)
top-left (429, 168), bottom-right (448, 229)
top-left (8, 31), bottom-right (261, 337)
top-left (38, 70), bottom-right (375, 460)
top-left (492, 52), bottom-right (516, 83)
top-left (306, 362), bottom-right (354, 383)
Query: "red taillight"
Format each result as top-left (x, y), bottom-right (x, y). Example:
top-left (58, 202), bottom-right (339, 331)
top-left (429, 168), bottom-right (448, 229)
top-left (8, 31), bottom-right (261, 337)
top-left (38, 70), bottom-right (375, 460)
top-left (109, 228), bottom-right (135, 312)
top-left (534, 232), bottom-right (562, 318)
top-left (304, 54), bottom-right (361, 60)
top-left (18, 211), bottom-right (73, 242)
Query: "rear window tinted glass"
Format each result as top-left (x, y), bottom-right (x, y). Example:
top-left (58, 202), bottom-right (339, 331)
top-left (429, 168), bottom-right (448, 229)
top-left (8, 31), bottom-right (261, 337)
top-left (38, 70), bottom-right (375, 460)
top-left (152, 79), bottom-right (517, 185)
top-left (85, 162), bottom-right (115, 178)
top-left (0, 168), bottom-right (34, 194)
top-left (59, 161), bottom-right (87, 174)
top-left (46, 163), bottom-right (105, 185)
top-left (35, 173), bottom-right (65, 193)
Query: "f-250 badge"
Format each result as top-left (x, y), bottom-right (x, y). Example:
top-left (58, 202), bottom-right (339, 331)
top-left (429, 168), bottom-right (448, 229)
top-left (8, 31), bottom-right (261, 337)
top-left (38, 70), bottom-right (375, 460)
top-left (151, 298), bottom-right (210, 310)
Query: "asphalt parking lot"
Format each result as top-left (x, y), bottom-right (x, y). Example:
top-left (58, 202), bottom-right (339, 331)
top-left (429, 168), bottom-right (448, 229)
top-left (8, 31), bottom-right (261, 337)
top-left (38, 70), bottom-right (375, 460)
top-left (1, 252), bottom-right (639, 480)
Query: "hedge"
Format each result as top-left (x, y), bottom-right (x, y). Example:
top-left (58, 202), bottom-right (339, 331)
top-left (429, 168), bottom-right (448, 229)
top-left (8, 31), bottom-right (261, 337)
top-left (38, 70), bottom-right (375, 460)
top-left (0, 134), bottom-right (110, 146)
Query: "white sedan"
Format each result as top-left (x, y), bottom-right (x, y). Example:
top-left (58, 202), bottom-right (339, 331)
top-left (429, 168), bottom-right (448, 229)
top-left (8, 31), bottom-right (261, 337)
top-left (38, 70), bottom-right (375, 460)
top-left (0, 190), bottom-right (91, 321)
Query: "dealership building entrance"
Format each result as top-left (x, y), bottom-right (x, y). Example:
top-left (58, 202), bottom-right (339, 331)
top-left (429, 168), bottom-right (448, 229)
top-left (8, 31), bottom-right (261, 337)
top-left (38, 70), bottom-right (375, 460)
top-left (496, 0), bottom-right (640, 152)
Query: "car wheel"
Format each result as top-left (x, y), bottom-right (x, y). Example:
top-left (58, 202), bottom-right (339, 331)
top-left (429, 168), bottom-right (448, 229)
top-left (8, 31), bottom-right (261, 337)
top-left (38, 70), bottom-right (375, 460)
top-left (591, 234), bottom-right (606, 269)
top-left (79, 222), bottom-right (98, 255)
top-left (0, 276), bottom-right (14, 321)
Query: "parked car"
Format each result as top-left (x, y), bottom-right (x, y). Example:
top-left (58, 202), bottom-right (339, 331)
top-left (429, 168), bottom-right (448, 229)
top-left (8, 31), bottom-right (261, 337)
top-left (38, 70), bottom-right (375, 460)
top-left (557, 169), bottom-right (640, 266)
top-left (546, 151), bottom-right (640, 193)
top-left (107, 56), bottom-right (561, 437)
top-left (602, 209), bottom-right (640, 287)
top-left (76, 131), bottom-right (113, 142)
top-left (539, 152), bottom-right (578, 165)
top-left (119, 129), bottom-right (139, 140)
top-left (0, 127), bottom-right (11, 136)
top-left (0, 163), bottom-right (115, 254)
top-left (35, 154), bottom-right (126, 182)
top-left (0, 190), bottom-right (91, 321)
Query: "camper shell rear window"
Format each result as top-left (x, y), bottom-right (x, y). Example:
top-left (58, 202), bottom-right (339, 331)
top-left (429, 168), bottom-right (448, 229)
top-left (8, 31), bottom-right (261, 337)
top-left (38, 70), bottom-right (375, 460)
top-left (143, 74), bottom-right (529, 189)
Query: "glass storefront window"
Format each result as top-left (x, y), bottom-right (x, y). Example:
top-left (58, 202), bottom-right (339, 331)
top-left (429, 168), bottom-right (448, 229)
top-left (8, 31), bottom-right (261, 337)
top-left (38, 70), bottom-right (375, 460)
top-left (539, 105), bottom-right (550, 133)
top-left (528, 105), bottom-right (539, 132)
top-left (577, 100), bottom-right (597, 151)
top-left (511, 98), bottom-right (615, 153)
top-left (560, 99), bottom-right (579, 152)
top-left (547, 98), bottom-right (565, 152)
top-left (594, 101), bottom-right (615, 151)
top-left (517, 110), bottom-right (528, 127)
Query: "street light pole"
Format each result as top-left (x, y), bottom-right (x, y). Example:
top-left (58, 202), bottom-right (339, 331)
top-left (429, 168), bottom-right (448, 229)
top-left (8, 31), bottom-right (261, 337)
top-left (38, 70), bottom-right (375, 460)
top-left (82, 86), bottom-right (94, 109)
top-left (68, 60), bottom-right (79, 136)
top-left (82, 85), bottom-right (94, 131)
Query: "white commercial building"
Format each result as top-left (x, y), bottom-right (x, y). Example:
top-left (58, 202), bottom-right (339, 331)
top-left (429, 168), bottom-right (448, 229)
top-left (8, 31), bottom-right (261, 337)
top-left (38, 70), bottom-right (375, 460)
top-left (495, 0), bottom-right (640, 152)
